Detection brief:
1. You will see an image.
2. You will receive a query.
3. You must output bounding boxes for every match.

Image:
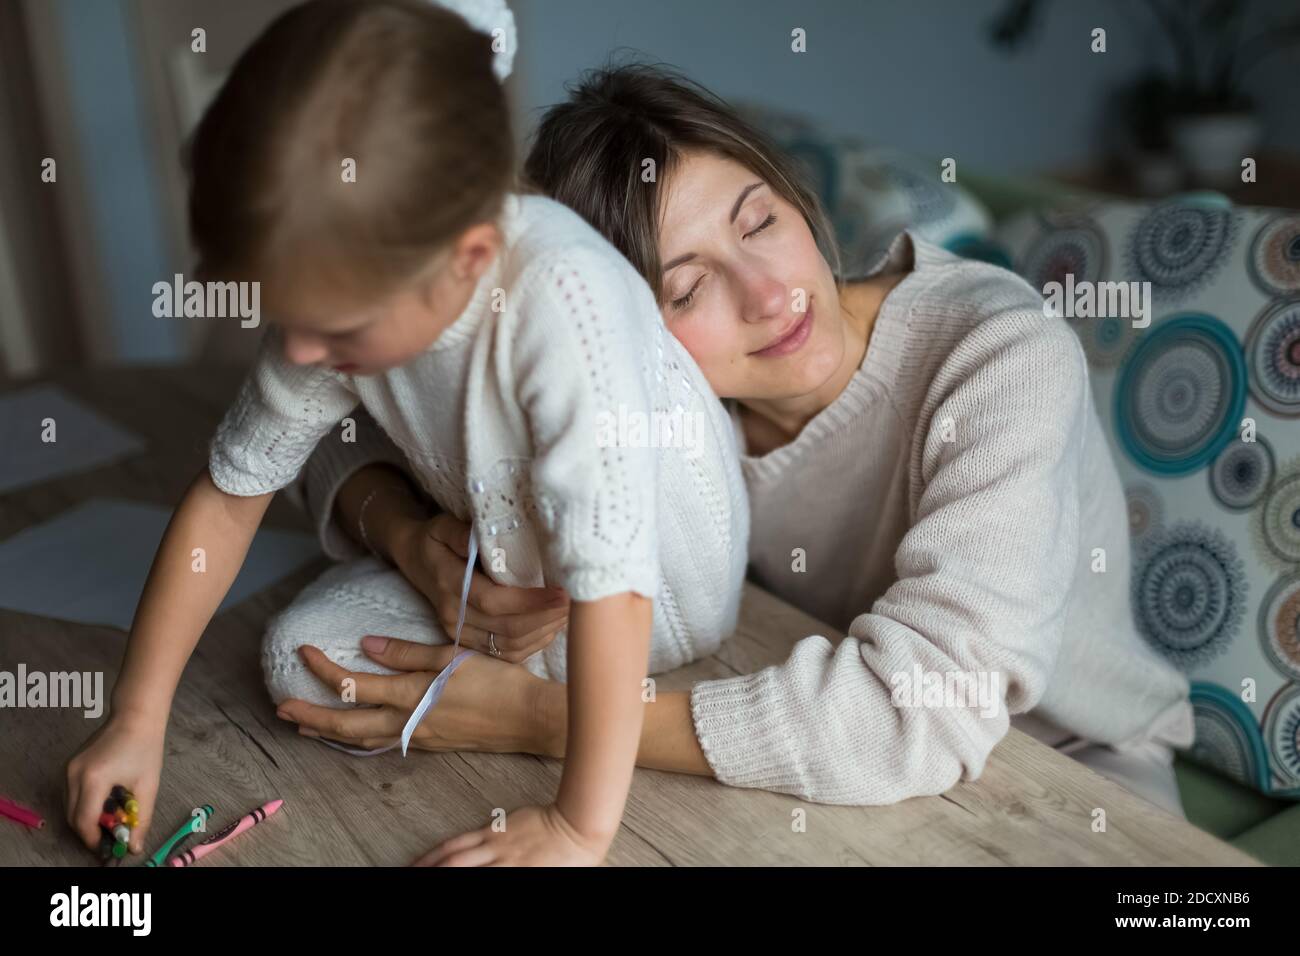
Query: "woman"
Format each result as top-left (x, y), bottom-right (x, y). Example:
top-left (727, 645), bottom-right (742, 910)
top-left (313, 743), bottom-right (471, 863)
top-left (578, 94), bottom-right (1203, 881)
top-left (272, 64), bottom-right (1192, 820)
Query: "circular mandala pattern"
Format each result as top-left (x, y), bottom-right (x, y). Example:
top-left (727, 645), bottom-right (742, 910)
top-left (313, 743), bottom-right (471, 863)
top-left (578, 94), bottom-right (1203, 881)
top-left (1244, 298), bottom-right (1300, 418)
top-left (1252, 457), bottom-right (1300, 570)
top-left (1126, 201), bottom-right (1239, 302)
top-left (1259, 574), bottom-right (1300, 682)
top-left (1209, 435), bottom-right (1275, 510)
top-left (1262, 683), bottom-right (1300, 790)
top-left (883, 162), bottom-right (956, 226)
top-left (1021, 221), bottom-right (1106, 291)
top-left (1078, 315), bottom-right (1140, 368)
top-left (1125, 483), bottom-right (1164, 541)
top-left (1114, 314), bottom-right (1247, 475)
top-left (1248, 214), bottom-right (1300, 296)
top-left (1131, 522), bottom-right (1247, 671)
top-left (1189, 683), bottom-right (1270, 791)
top-left (1021, 220), bottom-right (1130, 365)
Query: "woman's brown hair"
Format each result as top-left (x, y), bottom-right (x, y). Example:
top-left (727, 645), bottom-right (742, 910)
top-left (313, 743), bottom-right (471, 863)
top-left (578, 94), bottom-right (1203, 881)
top-left (186, 0), bottom-right (513, 303)
top-left (523, 60), bottom-right (840, 305)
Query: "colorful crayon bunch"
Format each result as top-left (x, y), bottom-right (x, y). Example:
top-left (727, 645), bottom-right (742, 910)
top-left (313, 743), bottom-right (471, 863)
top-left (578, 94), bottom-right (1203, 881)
top-left (97, 785), bottom-right (138, 863)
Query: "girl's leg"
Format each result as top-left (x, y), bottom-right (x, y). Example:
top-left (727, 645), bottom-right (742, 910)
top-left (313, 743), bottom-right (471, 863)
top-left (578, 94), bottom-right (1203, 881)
top-left (262, 557), bottom-right (449, 709)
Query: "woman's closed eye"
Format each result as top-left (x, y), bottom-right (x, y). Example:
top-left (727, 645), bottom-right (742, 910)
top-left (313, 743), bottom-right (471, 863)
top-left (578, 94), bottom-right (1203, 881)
top-left (669, 213), bottom-right (779, 312)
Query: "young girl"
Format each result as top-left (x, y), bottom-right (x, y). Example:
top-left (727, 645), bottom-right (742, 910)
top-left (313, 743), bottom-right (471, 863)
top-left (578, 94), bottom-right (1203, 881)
top-left (64, 0), bottom-right (747, 866)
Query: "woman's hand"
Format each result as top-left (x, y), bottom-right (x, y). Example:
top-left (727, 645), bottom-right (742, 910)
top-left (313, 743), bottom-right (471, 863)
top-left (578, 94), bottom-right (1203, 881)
top-left (274, 639), bottom-right (563, 757)
top-left (411, 804), bottom-right (607, 867)
top-left (388, 511), bottom-right (570, 663)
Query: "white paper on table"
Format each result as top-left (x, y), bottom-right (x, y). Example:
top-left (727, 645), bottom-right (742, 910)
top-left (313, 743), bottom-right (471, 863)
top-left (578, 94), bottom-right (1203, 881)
top-left (0, 384), bottom-right (147, 494)
top-left (0, 498), bottom-right (321, 630)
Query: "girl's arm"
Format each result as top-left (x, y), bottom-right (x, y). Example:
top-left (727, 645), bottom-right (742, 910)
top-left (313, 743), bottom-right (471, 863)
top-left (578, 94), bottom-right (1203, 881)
top-left (112, 468), bottom-right (272, 725)
top-left (68, 467), bottom-right (270, 851)
top-left (555, 592), bottom-right (652, 846)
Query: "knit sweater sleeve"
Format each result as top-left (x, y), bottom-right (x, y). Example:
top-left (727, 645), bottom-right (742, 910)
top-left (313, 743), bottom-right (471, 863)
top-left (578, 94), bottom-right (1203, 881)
top-left (510, 246), bottom-right (660, 603)
top-left (689, 308), bottom-right (1091, 805)
top-left (208, 325), bottom-right (360, 497)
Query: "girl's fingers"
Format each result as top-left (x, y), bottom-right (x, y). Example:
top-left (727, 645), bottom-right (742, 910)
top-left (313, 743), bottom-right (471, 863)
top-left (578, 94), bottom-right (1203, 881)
top-left (437, 845), bottom-right (498, 867)
top-left (413, 829), bottom-right (485, 866)
top-left (75, 779), bottom-right (109, 850)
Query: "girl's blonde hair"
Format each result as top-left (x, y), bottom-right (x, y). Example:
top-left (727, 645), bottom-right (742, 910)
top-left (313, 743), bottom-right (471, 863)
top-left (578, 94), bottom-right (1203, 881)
top-left (186, 0), bottom-right (514, 302)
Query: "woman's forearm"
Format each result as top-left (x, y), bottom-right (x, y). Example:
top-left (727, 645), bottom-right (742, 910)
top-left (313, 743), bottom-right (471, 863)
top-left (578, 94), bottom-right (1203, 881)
top-left (537, 679), bottom-right (713, 777)
top-left (332, 464), bottom-right (431, 561)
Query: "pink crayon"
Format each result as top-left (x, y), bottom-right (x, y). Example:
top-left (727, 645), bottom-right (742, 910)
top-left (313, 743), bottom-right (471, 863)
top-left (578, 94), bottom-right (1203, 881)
top-left (0, 797), bottom-right (45, 830)
top-left (169, 799), bottom-right (282, 867)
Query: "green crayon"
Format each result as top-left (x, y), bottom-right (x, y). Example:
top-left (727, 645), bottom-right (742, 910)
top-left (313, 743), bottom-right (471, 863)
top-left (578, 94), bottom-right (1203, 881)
top-left (145, 805), bottom-right (215, 868)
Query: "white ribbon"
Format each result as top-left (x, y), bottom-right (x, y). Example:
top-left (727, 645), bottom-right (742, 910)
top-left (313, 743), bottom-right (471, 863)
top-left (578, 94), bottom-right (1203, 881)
top-left (318, 523), bottom-right (480, 757)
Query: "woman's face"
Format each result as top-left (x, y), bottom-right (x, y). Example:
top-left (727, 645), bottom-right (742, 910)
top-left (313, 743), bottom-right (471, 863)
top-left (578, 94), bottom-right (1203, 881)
top-left (656, 150), bottom-right (846, 401)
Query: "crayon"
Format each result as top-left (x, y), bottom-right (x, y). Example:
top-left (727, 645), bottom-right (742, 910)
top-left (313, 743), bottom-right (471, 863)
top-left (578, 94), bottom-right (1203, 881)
top-left (169, 800), bottom-right (283, 867)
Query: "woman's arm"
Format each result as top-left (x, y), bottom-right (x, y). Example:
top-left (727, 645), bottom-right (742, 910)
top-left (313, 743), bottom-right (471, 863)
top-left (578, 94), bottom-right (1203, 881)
top-left (535, 677), bottom-right (712, 775)
top-left (282, 637), bottom-right (714, 774)
top-left (331, 463), bottom-right (431, 563)
top-left (685, 313), bottom-right (1091, 805)
top-left (297, 406), bottom-right (432, 561)
top-left (301, 415), bottom-right (569, 660)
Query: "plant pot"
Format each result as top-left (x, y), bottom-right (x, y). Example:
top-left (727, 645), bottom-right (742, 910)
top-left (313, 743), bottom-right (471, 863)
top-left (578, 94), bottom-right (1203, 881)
top-left (1124, 145), bottom-right (1186, 196)
top-left (1169, 111), bottom-right (1262, 187)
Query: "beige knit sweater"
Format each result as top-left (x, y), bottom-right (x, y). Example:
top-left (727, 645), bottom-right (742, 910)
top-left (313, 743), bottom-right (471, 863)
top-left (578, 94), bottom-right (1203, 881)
top-left (298, 229), bottom-right (1192, 806)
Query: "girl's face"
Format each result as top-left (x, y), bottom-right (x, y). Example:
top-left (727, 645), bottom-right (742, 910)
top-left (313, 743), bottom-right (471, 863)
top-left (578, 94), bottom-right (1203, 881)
top-left (268, 223), bottom-right (500, 376)
top-left (656, 150), bottom-right (846, 401)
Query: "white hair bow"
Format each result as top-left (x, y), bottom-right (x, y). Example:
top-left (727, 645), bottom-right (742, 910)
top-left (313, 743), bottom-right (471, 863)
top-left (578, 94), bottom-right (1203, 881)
top-left (428, 0), bottom-right (516, 83)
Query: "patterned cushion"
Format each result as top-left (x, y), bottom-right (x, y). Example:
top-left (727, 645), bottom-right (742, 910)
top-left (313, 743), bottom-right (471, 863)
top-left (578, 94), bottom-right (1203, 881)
top-left (735, 102), bottom-right (1001, 276)
top-left (997, 197), bottom-right (1300, 797)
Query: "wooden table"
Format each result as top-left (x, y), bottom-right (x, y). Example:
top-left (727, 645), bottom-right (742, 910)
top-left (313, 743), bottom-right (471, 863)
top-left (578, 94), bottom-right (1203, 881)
top-left (0, 367), bottom-right (1258, 866)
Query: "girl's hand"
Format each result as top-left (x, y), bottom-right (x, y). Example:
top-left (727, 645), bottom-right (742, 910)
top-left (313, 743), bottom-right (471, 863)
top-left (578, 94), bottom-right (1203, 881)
top-left (411, 804), bottom-right (608, 866)
top-left (389, 512), bottom-right (570, 663)
top-left (65, 713), bottom-right (165, 854)
top-left (276, 639), bottom-right (562, 757)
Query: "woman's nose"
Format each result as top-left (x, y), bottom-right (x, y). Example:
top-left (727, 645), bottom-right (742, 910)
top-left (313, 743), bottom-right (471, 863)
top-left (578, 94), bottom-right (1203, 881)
top-left (281, 330), bottom-right (330, 366)
top-left (739, 270), bottom-right (791, 325)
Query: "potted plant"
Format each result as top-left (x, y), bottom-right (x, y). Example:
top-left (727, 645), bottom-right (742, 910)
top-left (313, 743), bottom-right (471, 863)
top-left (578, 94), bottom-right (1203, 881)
top-left (990, 0), bottom-right (1300, 187)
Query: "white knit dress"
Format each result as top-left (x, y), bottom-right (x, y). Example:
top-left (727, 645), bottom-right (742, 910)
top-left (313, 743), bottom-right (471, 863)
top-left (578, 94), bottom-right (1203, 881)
top-left (208, 193), bottom-right (749, 707)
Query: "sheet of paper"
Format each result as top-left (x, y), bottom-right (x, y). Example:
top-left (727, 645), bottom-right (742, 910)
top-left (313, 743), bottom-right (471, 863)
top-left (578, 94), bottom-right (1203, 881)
top-left (0, 499), bottom-right (321, 630)
top-left (0, 384), bottom-right (146, 494)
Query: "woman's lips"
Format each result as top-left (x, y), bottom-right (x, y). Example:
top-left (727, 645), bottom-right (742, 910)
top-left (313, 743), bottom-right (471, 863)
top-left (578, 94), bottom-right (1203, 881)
top-left (751, 301), bottom-right (814, 358)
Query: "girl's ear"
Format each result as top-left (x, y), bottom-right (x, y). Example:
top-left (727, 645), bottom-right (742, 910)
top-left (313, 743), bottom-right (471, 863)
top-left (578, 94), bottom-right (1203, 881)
top-left (449, 222), bottom-right (502, 282)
